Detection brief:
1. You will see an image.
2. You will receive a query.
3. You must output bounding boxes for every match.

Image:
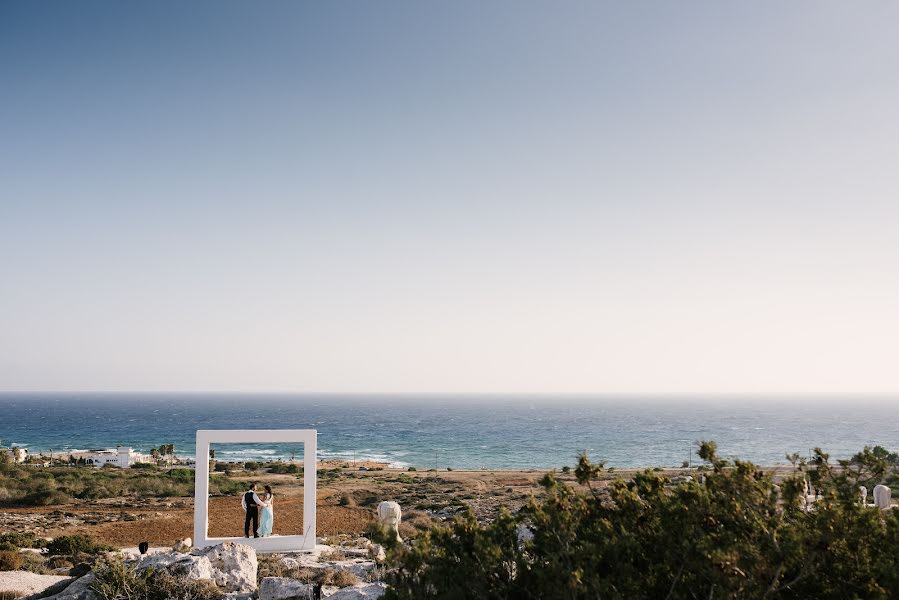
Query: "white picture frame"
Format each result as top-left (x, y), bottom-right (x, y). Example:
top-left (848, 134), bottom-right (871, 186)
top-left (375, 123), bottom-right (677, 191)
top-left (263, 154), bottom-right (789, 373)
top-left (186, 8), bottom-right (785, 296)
top-left (193, 429), bottom-right (317, 552)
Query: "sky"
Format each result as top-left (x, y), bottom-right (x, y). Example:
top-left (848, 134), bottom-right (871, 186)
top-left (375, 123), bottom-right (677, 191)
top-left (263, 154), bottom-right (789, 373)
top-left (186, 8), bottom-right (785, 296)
top-left (1, 1), bottom-right (897, 394)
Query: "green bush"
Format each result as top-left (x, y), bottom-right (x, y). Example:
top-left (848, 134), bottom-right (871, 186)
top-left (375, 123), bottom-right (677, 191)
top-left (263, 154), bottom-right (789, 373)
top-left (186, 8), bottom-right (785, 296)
top-left (0, 550), bottom-right (23, 571)
top-left (0, 462), bottom-right (245, 506)
top-left (47, 534), bottom-right (111, 557)
top-left (268, 463), bottom-right (302, 474)
top-left (91, 556), bottom-right (222, 600)
top-left (385, 442), bottom-right (899, 599)
top-left (0, 532), bottom-right (46, 549)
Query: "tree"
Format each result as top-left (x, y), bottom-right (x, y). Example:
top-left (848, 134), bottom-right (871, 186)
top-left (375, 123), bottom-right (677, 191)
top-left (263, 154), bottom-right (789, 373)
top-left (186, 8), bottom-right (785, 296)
top-left (384, 442), bottom-right (899, 600)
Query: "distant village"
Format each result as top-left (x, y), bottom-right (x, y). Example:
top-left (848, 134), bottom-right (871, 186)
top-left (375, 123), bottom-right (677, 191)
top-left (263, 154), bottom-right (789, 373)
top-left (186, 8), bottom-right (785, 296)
top-left (0, 442), bottom-right (195, 469)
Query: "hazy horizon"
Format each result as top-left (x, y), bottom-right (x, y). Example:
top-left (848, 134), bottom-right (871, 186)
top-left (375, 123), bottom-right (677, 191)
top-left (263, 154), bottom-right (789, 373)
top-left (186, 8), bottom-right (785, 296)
top-left (2, 2), bottom-right (898, 395)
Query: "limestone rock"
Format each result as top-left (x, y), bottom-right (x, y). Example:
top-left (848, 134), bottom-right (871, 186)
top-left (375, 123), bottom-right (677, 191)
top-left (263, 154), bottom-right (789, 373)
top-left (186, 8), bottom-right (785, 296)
top-left (173, 537), bottom-right (193, 552)
top-left (39, 573), bottom-right (97, 600)
top-left (327, 583), bottom-right (387, 600)
top-left (195, 542), bottom-right (258, 592)
top-left (259, 576), bottom-right (314, 600)
top-left (136, 551), bottom-right (214, 581)
top-left (368, 543), bottom-right (386, 562)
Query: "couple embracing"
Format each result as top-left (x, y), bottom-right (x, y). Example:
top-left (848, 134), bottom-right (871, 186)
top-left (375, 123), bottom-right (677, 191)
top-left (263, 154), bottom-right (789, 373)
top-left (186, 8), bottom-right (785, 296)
top-left (241, 482), bottom-right (274, 538)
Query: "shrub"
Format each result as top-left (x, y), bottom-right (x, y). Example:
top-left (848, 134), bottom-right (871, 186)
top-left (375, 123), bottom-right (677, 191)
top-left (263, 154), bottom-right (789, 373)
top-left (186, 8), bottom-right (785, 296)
top-left (338, 493), bottom-right (355, 507)
top-left (319, 549), bottom-right (347, 561)
top-left (48, 556), bottom-right (75, 569)
top-left (384, 442), bottom-right (899, 600)
top-left (19, 552), bottom-right (53, 575)
top-left (0, 550), bottom-right (23, 571)
top-left (91, 556), bottom-right (222, 600)
top-left (268, 463), bottom-right (301, 475)
top-left (407, 466), bottom-right (417, 472)
top-left (318, 568), bottom-right (359, 587)
top-left (0, 532), bottom-right (45, 549)
top-left (0, 592), bottom-right (26, 600)
top-left (47, 534), bottom-right (111, 557)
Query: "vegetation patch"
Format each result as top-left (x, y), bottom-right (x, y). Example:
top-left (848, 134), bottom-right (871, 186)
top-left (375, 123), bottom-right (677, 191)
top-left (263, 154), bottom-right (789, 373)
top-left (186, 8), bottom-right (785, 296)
top-left (91, 556), bottom-right (223, 600)
top-left (383, 442), bottom-right (899, 599)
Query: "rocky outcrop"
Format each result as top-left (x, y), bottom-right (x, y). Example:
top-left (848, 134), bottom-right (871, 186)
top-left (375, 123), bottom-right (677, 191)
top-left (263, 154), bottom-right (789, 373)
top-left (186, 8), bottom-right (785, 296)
top-left (328, 583), bottom-right (387, 599)
top-left (258, 576), bottom-right (314, 600)
top-left (195, 542), bottom-right (258, 592)
top-left (38, 573), bottom-right (97, 600)
top-left (136, 550), bottom-right (214, 581)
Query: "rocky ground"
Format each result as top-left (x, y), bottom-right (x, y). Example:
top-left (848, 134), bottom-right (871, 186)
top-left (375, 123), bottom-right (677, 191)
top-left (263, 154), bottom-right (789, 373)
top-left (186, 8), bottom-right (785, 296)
top-left (0, 466), bottom-right (548, 548)
top-left (1, 540), bottom-right (389, 599)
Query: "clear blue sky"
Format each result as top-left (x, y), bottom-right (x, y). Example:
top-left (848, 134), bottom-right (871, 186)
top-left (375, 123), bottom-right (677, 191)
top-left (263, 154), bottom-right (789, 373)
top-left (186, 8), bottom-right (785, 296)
top-left (2, 2), bottom-right (897, 393)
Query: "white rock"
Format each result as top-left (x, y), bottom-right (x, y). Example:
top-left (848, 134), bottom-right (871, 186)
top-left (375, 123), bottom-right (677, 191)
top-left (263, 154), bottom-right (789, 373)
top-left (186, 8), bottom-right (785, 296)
top-left (259, 577), bottom-right (315, 600)
top-left (327, 583), bottom-right (387, 600)
top-left (280, 548), bottom-right (378, 579)
top-left (368, 543), bottom-right (386, 562)
top-left (173, 537), bottom-right (193, 552)
top-left (860, 485), bottom-right (868, 506)
top-left (516, 525), bottom-right (535, 544)
top-left (136, 551), bottom-right (214, 581)
top-left (376, 501), bottom-right (402, 542)
top-left (195, 541), bottom-right (258, 592)
top-left (874, 484), bottom-right (892, 510)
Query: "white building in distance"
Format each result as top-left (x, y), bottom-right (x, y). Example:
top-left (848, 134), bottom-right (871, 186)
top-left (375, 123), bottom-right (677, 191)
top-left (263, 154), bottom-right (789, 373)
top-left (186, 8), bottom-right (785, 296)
top-left (1, 446), bottom-right (27, 464)
top-left (84, 446), bottom-right (153, 468)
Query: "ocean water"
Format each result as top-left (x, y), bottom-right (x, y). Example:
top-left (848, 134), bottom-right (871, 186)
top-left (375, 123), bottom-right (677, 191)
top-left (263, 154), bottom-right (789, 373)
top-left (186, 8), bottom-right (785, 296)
top-left (1, 393), bottom-right (897, 469)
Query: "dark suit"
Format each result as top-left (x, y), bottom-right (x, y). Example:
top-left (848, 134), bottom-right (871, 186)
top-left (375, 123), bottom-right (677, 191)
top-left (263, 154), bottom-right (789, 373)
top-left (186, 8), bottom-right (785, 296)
top-left (244, 490), bottom-right (259, 538)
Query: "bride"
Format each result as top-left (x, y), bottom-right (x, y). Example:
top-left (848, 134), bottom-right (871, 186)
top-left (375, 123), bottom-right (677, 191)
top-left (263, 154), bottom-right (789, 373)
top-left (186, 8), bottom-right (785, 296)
top-left (257, 485), bottom-right (274, 537)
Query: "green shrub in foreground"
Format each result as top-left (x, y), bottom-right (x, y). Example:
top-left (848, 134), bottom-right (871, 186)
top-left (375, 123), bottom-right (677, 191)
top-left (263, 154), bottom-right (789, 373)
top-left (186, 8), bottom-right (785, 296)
top-left (384, 442), bottom-right (899, 600)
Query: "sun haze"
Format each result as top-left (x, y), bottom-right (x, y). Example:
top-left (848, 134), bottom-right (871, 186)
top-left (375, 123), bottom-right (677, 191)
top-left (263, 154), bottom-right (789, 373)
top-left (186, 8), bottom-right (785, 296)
top-left (1, 2), bottom-right (897, 394)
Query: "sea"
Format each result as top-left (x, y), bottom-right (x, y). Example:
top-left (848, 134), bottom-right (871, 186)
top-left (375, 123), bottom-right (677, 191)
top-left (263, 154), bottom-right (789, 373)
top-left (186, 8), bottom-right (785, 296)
top-left (1, 393), bottom-right (897, 470)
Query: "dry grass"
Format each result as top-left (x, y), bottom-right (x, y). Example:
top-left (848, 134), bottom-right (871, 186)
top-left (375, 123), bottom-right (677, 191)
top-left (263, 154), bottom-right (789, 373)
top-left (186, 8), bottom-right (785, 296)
top-left (319, 549), bottom-right (347, 561)
top-left (318, 568), bottom-right (359, 587)
top-left (0, 549), bottom-right (23, 571)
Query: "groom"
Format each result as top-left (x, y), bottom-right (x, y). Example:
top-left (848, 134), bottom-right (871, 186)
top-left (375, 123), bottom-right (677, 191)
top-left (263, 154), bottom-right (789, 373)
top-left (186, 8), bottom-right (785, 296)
top-left (241, 482), bottom-right (265, 538)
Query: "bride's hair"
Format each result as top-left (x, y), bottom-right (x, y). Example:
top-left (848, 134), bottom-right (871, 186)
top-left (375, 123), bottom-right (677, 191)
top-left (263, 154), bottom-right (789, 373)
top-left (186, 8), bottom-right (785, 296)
top-left (264, 484), bottom-right (273, 497)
